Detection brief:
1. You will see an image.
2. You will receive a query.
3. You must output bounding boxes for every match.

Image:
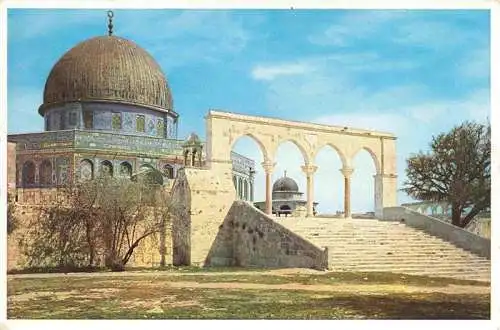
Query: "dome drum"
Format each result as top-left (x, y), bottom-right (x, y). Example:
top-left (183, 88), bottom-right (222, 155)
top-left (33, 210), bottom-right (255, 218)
top-left (43, 101), bottom-right (179, 139)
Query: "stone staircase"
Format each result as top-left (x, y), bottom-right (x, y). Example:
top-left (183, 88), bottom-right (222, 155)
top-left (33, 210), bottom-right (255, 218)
top-left (275, 216), bottom-right (491, 282)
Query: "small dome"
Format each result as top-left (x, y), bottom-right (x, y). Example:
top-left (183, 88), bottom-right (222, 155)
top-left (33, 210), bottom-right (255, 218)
top-left (39, 35), bottom-right (173, 115)
top-left (184, 132), bottom-right (202, 146)
top-left (273, 175), bottom-right (299, 192)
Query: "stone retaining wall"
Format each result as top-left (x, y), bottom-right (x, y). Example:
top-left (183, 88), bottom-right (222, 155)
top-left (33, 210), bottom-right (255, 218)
top-left (206, 200), bottom-right (329, 270)
top-left (383, 206), bottom-right (490, 259)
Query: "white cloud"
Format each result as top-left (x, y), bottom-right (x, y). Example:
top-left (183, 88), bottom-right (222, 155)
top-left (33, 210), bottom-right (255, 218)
top-left (314, 112), bottom-right (408, 135)
top-left (406, 88), bottom-right (490, 124)
top-left (309, 11), bottom-right (487, 54)
top-left (9, 10), bottom-right (252, 71)
top-left (119, 11), bottom-right (251, 69)
top-left (391, 20), bottom-right (465, 49)
top-left (308, 10), bottom-right (407, 47)
top-left (251, 63), bottom-right (314, 81)
top-left (248, 46), bottom-right (489, 213)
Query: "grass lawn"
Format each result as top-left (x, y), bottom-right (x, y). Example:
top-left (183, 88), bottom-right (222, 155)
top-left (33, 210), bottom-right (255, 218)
top-left (7, 269), bottom-right (490, 320)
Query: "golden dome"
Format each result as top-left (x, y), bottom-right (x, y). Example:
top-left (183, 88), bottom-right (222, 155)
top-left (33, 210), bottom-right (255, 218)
top-left (39, 36), bottom-right (173, 115)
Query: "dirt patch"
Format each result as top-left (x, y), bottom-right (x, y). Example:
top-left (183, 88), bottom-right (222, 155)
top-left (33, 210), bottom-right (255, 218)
top-left (8, 287), bottom-right (121, 303)
top-left (163, 281), bottom-right (489, 295)
top-left (8, 290), bottom-right (79, 303)
top-left (265, 268), bottom-right (324, 276)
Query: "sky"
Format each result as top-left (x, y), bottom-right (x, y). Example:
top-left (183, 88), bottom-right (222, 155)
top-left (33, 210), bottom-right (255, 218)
top-left (6, 9), bottom-right (490, 214)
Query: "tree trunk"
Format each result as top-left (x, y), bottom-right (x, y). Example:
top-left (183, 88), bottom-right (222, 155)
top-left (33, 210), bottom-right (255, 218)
top-left (121, 232), bottom-right (153, 266)
top-left (461, 207), bottom-right (482, 229)
top-left (451, 203), bottom-right (462, 227)
top-left (159, 219), bottom-right (166, 267)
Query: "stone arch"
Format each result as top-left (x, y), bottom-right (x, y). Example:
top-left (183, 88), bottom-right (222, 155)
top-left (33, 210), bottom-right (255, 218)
top-left (313, 142), bottom-right (348, 168)
top-left (271, 138), bottom-right (311, 165)
top-left (163, 164), bottom-right (174, 179)
top-left (279, 204), bottom-right (292, 216)
top-left (100, 160), bottom-right (113, 177)
top-left (351, 146), bottom-right (381, 174)
top-left (135, 164), bottom-right (164, 185)
top-left (79, 159), bottom-right (94, 181)
top-left (230, 133), bottom-right (269, 161)
top-left (22, 161), bottom-right (36, 186)
top-left (120, 161), bottom-right (133, 178)
top-left (39, 159), bottom-right (53, 185)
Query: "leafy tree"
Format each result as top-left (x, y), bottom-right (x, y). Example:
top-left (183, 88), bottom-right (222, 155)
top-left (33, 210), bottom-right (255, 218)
top-left (22, 176), bottom-right (171, 271)
top-left (403, 121), bottom-right (490, 228)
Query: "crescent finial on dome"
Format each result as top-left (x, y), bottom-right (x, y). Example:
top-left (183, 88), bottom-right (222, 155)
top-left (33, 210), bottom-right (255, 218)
top-left (107, 10), bottom-right (114, 36)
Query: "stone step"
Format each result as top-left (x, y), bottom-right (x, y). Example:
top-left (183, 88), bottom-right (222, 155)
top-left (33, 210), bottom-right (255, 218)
top-left (329, 256), bottom-right (490, 265)
top-left (327, 252), bottom-right (483, 260)
top-left (292, 231), bottom-right (446, 238)
top-left (329, 251), bottom-right (476, 259)
top-left (277, 218), bottom-right (490, 282)
top-left (330, 261), bottom-right (491, 270)
top-left (304, 237), bottom-right (452, 243)
top-left (331, 264), bottom-right (491, 273)
top-left (314, 243), bottom-right (470, 250)
top-left (327, 255), bottom-right (490, 264)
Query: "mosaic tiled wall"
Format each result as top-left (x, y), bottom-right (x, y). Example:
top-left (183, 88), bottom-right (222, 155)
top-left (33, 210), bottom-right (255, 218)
top-left (16, 153), bottom-right (73, 188)
top-left (44, 102), bottom-right (178, 139)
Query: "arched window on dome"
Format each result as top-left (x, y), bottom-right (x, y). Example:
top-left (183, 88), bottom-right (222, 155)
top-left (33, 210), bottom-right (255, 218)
top-left (69, 112), bottom-right (78, 127)
top-left (136, 115), bottom-right (145, 133)
top-left (59, 112), bottom-right (66, 130)
top-left (112, 112), bottom-right (122, 130)
top-left (83, 110), bottom-right (93, 129)
top-left (157, 118), bottom-right (164, 138)
top-left (39, 159), bottom-right (53, 186)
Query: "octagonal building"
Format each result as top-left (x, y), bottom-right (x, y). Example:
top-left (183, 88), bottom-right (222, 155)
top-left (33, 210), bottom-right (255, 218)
top-left (254, 172), bottom-right (318, 217)
top-left (8, 23), bottom-right (255, 203)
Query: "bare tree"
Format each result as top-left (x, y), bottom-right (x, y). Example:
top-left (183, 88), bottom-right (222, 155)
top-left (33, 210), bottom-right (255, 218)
top-left (403, 121), bottom-right (490, 228)
top-left (22, 176), bottom-right (171, 271)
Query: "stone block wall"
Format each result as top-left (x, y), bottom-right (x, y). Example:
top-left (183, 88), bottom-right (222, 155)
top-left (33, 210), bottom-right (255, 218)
top-left (7, 203), bottom-right (172, 271)
top-left (170, 166), bottom-right (329, 270)
top-left (383, 206), bottom-right (490, 259)
top-left (7, 142), bottom-right (16, 190)
top-left (205, 200), bottom-right (329, 270)
top-left (171, 164), bottom-right (236, 266)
